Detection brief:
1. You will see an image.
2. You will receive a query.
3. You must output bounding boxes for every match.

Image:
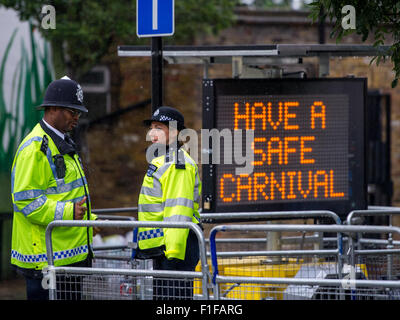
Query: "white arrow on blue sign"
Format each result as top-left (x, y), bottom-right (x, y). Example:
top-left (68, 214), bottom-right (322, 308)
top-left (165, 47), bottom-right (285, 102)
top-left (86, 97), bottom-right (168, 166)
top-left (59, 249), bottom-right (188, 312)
top-left (136, 0), bottom-right (175, 37)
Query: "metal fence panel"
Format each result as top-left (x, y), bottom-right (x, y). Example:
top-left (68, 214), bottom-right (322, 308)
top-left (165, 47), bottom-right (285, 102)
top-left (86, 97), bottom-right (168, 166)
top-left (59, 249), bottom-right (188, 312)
top-left (51, 267), bottom-right (204, 300)
top-left (43, 220), bottom-right (210, 300)
top-left (209, 224), bottom-right (400, 300)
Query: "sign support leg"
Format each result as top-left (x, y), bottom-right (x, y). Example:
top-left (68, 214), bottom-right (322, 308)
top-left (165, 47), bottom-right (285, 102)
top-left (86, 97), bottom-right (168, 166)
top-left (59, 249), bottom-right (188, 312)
top-left (151, 36), bottom-right (163, 113)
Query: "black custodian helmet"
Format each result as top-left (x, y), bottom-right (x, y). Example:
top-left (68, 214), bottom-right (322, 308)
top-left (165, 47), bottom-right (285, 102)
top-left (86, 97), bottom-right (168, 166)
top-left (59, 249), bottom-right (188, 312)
top-left (37, 76), bottom-right (88, 113)
top-left (143, 106), bottom-right (185, 131)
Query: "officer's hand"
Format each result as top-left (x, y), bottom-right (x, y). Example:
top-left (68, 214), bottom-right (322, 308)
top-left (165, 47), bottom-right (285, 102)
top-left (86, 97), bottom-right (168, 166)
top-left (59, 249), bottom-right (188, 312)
top-left (74, 197), bottom-right (87, 220)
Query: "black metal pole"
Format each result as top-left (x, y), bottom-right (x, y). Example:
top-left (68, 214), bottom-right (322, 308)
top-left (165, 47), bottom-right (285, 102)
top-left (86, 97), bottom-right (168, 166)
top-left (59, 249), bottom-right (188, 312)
top-left (151, 36), bottom-right (163, 113)
top-left (385, 94), bottom-right (392, 205)
top-left (318, 6), bottom-right (325, 44)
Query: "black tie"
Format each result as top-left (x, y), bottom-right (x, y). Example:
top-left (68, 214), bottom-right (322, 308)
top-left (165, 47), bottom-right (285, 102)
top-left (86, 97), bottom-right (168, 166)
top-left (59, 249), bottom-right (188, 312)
top-left (64, 135), bottom-right (77, 154)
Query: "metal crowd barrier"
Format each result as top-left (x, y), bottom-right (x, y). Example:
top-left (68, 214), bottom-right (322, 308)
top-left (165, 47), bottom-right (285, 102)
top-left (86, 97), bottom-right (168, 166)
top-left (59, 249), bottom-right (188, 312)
top-left (347, 207), bottom-right (400, 226)
top-left (201, 210), bottom-right (343, 259)
top-left (209, 224), bottom-right (400, 300)
top-left (93, 208), bottom-right (343, 255)
top-left (91, 214), bottom-right (136, 272)
top-left (201, 210), bottom-right (342, 224)
top-left (92, 209), bottom-right (142, 268)
top-left (92, 207), bottom-right (138, 215)
top-left (42, 220), bottom-right (210, 300)
top-left (41, 207), bottom-right (400, 300)
top-left (92, 208), bottom-right (344, 258)
top-left (346, 208), bottom-right (400, 283)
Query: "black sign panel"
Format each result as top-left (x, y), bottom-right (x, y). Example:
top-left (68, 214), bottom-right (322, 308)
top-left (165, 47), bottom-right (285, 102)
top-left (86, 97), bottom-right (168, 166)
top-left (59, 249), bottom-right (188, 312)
top-left (202, 78), bottom-right (367, 218)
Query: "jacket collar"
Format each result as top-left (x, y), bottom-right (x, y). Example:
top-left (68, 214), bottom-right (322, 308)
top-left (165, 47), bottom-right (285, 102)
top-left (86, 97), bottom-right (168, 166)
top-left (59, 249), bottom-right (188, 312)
top-left (39, 120), bottom-right (76, 155)
top-left (153, 141), bottom-right (182, 157)
top-left (145, 141), bottom-right (184, 164)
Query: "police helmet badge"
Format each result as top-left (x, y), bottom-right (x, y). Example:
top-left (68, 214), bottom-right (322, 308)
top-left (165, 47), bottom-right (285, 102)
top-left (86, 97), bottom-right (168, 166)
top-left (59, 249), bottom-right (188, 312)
top-left (153, 109), bottom-right (160, 117)
top-left (76, 84), bottom-right (84, 103)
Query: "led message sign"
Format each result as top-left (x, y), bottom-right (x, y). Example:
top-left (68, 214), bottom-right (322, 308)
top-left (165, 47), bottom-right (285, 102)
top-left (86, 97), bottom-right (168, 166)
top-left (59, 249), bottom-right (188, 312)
top-left (202, 78), bottom-right (367, 218)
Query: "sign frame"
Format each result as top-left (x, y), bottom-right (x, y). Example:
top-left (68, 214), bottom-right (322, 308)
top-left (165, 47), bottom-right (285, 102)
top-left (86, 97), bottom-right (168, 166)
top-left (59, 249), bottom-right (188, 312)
top-left (202, 78), bottom-right (367, 218)
top-left (136, 0), bottom-right (175, 38)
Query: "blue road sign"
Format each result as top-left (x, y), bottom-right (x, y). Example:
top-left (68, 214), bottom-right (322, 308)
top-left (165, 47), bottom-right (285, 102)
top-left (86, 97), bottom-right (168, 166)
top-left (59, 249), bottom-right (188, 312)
top-left (137, 0), bottom-right (175, 37)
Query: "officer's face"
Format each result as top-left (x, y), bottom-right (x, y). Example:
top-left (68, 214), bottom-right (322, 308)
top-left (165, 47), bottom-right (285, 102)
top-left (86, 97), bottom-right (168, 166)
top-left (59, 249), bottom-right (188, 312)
top-left (49, 107), bottom-right (80, 133)
top-left (148, 121), bottom-right (178, 145)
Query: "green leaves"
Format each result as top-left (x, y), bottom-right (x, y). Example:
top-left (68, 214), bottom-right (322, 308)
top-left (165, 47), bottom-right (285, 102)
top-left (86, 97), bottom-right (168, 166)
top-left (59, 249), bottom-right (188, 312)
top-left (171, 0), bottom-right (238, 44)
top-left (308, 0), bottom-right (400, 87)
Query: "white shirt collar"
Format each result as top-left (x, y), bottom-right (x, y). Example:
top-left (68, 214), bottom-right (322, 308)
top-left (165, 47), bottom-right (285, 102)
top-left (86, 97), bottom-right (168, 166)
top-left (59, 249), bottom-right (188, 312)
top-left (42, 118), bottom-right (65, 140)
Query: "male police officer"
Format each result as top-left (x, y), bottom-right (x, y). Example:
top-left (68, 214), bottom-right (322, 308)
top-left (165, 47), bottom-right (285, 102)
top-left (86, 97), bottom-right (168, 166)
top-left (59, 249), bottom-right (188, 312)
top-left (11, 76), bottom-right (96, 300)
top-left (137, 106), bottom-right (202, 300)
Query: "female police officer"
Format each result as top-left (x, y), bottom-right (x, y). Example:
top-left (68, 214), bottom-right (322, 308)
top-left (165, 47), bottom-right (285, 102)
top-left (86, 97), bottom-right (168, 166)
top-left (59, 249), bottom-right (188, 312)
top-left (136, 106), bottom-right (202, 300)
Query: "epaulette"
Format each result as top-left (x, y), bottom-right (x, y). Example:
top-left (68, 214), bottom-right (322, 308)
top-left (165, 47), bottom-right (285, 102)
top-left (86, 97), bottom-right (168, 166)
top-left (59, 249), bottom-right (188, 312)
top-left (40, 135), bottom-right (48, 155)
top-left (175, 149), bottom-right (186, 169)
top-left (146, 164), bottom-right (158, 177)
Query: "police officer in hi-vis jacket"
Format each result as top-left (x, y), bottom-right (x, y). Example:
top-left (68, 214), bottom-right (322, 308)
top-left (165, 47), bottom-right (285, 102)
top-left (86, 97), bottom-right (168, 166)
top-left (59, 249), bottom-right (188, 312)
top-left (11, 76), bottom-right (96, 300)
top-left (137, 106), bottom-right (202, 300)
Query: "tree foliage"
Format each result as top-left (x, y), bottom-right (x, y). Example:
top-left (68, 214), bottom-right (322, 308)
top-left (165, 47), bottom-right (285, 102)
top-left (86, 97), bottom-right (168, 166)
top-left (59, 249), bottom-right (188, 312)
top-left (252, 0), bottom-right (292, 9)
top-left (308, 0), bottom-right (400, 87)
top-left (0, 0), bottom-right (238, 79)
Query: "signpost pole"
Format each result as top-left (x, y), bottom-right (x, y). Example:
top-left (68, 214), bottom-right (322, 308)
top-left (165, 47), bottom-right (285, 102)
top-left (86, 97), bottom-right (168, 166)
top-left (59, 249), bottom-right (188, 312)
top-left (151, 36), bottom-right (163, 112)
top-left (137, 0), bottom-right (173, 112)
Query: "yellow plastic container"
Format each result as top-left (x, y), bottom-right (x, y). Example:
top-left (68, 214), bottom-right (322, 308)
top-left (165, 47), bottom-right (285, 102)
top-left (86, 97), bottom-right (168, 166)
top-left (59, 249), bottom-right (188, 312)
top-left (193, 257), bottom-right (368, 300)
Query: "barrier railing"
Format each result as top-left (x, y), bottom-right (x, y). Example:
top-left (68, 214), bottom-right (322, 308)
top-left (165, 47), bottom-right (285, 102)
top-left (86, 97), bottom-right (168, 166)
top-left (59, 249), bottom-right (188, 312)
top-left (43, 220), bottom-right (210, 300)
top-left (346, 207), bottom-right (400, 283)
top-left (92, 207), bottom-right (138, 215)
top-left (201, 210), bottom-right (343, 265)
top-left (93, 208), bottom-right (343, 254)
top-left (209, 224), bottom-right (400, 300)
top-left (347, 207), bottom-right (400, 226)
top-left (201, 210), bottom-right (341, 224)
top-left (41, 207), bottom-right (400, 300)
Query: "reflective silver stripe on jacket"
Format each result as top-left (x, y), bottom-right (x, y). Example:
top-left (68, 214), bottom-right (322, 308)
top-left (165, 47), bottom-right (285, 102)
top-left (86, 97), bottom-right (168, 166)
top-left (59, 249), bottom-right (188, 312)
top-left (13, 189), bottom-right (44, 201)
top-left (18, 195), bottom-right (47, 216)
top-left (14, 195), bottom-right (86, 217)
top-left (46, 177), bottom-right (88, 194)
top-left (140, 179), bottom-right (162, 198)
top-left (152, 161), bottom-right (173, 180)
top-left (163, 215), bottom-right (192, 222)
top-left (138, 203), bottom-right (164, 213)
top-left (13, 177), bottom-right (87, 202)
top-left (139, 197), bottom-right (195, 213)
top-left (164, 197), bottom-right (194, 209)
top-left (54, 202), bottom-right (65, 220)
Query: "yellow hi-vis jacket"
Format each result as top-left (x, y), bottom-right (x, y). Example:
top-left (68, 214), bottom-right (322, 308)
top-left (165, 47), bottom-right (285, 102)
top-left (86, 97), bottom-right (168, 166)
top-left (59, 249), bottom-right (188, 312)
top-left (10, 121), bottom-right (96, 271)
top-left (138, 147), bottom-right (201, 261)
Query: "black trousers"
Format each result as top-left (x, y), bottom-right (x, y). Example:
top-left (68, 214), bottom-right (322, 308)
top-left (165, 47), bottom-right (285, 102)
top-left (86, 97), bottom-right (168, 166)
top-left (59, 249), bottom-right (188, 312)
top-left (20, 257), bottom-right (91, 300)
top-left (152, 230), bottom-right (200, 300)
